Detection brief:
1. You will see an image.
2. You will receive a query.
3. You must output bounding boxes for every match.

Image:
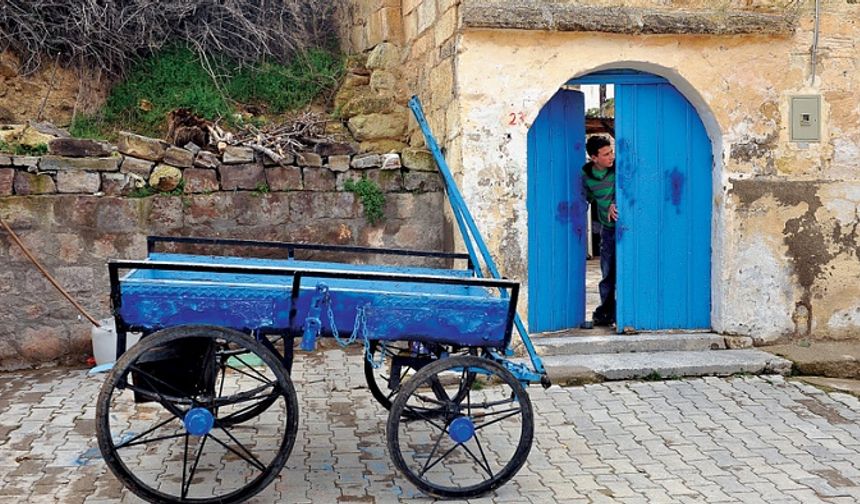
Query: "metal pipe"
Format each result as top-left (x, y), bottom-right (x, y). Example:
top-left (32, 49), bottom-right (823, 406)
top-left (810, 0), bottom-right (820, 84)
top-left (408, 96), bottom-right (547, 377)
top-left (146, 235), bottom-right (470, 261)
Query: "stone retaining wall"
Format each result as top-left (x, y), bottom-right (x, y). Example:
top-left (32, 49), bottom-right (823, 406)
top-left (0, 133), bottom-right (450, 370)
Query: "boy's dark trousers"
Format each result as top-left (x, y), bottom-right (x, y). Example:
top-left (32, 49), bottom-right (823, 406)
top-left (593, 225), bottom-right (616, 325)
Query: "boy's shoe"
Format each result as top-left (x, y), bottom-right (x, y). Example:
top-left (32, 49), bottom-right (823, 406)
top-left (592, 306), bottom-right (614, 326)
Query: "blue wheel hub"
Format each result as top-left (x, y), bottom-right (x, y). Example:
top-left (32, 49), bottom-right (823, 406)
top-left (184, 407), bottom-right (214, 436)
top-left (449, 416), bottom-right (475, 444)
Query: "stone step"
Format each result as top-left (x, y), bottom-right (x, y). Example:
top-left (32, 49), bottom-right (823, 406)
top-left (540, 349), bottom-right (792, 385)
top-left (533, 332), bottom-right (727, 356)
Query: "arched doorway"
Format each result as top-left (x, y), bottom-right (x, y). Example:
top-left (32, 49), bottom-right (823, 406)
top-left (527, 69), bottom-right (713, 333)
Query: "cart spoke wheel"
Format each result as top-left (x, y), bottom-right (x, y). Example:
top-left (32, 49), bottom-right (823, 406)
top-left (365, 341), bottom-right (477, 410)
top-left (364, 341), bottom-right (423, 409)
top-left (96, 325), bottom-right (299, 504)
top-left (212, 340), bottom-right (286, 426)
top-left (387, 355), bottom-right (533, 499)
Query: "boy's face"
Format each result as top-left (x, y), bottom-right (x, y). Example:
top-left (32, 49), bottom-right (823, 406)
top-left (590, 145), bottom-right (614, 170)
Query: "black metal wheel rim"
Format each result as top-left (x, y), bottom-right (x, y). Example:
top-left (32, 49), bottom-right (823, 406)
top-left (386, 355), bottom-right (534, 499)
top-left (95, 325), bottom-right (299, 503)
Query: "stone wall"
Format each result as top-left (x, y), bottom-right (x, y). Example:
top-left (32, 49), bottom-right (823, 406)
top-left (0, 133), bottom-right (447, 370)
top-left (339, 1), bottom-right (460, 150)
top-left (339, 0), bottom-right (404, 53)
top-left (401, 0), bottom-right (460, 149)
top-left (449, 0), bottom-right (860, 342)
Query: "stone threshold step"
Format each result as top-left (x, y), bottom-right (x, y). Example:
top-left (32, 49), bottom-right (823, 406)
top-left (540, 349), bottom-right (792, 385)
top-left (534, 332), bottom-right (727, 356)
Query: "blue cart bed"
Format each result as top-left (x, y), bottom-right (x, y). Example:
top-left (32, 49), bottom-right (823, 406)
top-left (111, 244), bottom-right (520, 351)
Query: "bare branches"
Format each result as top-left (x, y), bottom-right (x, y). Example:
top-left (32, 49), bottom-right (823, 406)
top-left (0, 0), bottom-right (344, 75)
top-left (231, 112), bottom-right (334, 162)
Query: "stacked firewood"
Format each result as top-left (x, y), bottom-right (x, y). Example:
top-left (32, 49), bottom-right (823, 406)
top-left (166, 108), bottom-right (336, 166)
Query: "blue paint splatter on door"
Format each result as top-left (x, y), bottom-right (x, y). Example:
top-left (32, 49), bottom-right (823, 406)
top-left (668, 169), bottom-right (685, 212)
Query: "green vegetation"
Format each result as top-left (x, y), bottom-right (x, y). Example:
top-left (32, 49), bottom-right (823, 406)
top-left (72, 46), bottom-right (345, 140)
top-left (128, 185), bottom-right (158, 198)
top-left (227, 49), bottom-right (345, 114)
top-left (586, 98), bottom-right (615, 118)
top-left (0, 140), bottom-right (48, 156)
top-left (129, 179), bottom-right (186, 198)
top-left (344, 177), bottom-right (385, 225)
top-left (642, 370), bottom-right (662, 381)
top-left (252, 181), bottom-right (270, 196)
top-left (642, 370), bottom-right (681, 381)
top-left (69, 114), bottom-right (108, 140)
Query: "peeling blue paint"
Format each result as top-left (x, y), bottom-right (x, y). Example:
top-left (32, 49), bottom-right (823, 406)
top-left (555, 200), bottom-right (588, 238)
top-left (668, 168), bottom-right (685, 211)
top-left (119, 253), bottom-right (513, 349)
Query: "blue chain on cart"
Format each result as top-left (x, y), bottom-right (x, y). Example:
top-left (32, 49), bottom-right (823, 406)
top-left (301, 283), bottom-right (385, 369)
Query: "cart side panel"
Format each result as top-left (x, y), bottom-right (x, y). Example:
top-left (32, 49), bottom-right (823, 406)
top-left (118, 280), bottom-right (511, 348)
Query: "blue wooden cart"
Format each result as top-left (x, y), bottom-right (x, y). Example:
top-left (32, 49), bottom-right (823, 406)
top-left (95, 98), bottom-right (548, 503)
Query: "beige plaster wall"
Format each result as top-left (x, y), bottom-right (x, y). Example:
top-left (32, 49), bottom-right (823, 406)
top-left (452, 2), bottom-right (859, 342)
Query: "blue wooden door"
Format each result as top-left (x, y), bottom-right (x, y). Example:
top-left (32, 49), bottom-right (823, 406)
top-left (615, 82), bottom-right (712, 331)
top-left (527, 89), bottom-right (587, 332)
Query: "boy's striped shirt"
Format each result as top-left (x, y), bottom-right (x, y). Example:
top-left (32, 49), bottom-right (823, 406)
top-left (582, 162), bottom-right (616, 228)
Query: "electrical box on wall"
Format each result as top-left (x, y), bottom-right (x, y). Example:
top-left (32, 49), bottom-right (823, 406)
top-left (790, 95), bottom-right (821, 142)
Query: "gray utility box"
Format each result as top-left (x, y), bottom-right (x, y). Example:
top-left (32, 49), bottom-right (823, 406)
top-left (790, 95), bottom-right (821, 142)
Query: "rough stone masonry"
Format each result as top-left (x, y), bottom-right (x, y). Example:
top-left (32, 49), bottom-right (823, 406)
top-left (0, 132), bottom-right (449, 370)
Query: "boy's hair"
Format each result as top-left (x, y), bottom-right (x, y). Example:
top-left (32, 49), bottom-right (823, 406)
top-left (586, 135), bottom-right (611, 157)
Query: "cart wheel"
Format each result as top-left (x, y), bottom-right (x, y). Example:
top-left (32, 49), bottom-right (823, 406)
top-left (364, 342), bottom-right (476, 410)
top-left (364, 341), bottom-right (425, 409)
top-left (386, 355), bottom-right (533, 499)
top-left (215, 335), bottom-right (290, 426)
top-left (96, 325), bottom-right (299, 503)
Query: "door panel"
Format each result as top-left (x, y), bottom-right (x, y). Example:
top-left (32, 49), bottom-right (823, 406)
top-left (527, 89), bottom-right (587, 332)
top-left (615, 83), bottom-right (712, 331)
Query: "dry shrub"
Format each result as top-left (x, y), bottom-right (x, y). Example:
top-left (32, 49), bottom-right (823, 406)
top-left (0, 0), bottom-right (344, 75)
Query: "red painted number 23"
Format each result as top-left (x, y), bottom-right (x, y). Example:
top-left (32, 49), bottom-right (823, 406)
top-left (508, 112), bottom-right (527, 126)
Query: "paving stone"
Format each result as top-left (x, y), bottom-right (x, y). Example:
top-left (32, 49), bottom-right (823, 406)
top-left (182, 167), bottom-right (219, 193)
top-left (162, 146), bottom-right (194, 168)
top-left (2, 352), bottom-right (860, 503)
top-left (193, 150), bottom-right (221, 169)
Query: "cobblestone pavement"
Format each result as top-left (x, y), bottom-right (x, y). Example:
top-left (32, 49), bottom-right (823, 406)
top-left (1, 346), bottom-right (859, 503)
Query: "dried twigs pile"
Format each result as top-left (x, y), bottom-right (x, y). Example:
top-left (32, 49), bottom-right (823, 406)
top-left (0, 0), bottom-right (343, 75)
top-left (211, 112), bottom-right (335, 165)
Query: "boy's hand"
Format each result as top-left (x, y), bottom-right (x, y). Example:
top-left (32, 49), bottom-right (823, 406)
top-left (609, 203), bottom-right (618, 222)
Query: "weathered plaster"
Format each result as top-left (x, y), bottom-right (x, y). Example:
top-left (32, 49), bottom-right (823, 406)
top-left (453, 1), bottom-right (860, 339)
top-left (722, 234), bottom-right (796, 340)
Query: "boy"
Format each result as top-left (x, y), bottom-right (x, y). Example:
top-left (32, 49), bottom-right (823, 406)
top-left (582, 135), bottom-right (618, 326)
